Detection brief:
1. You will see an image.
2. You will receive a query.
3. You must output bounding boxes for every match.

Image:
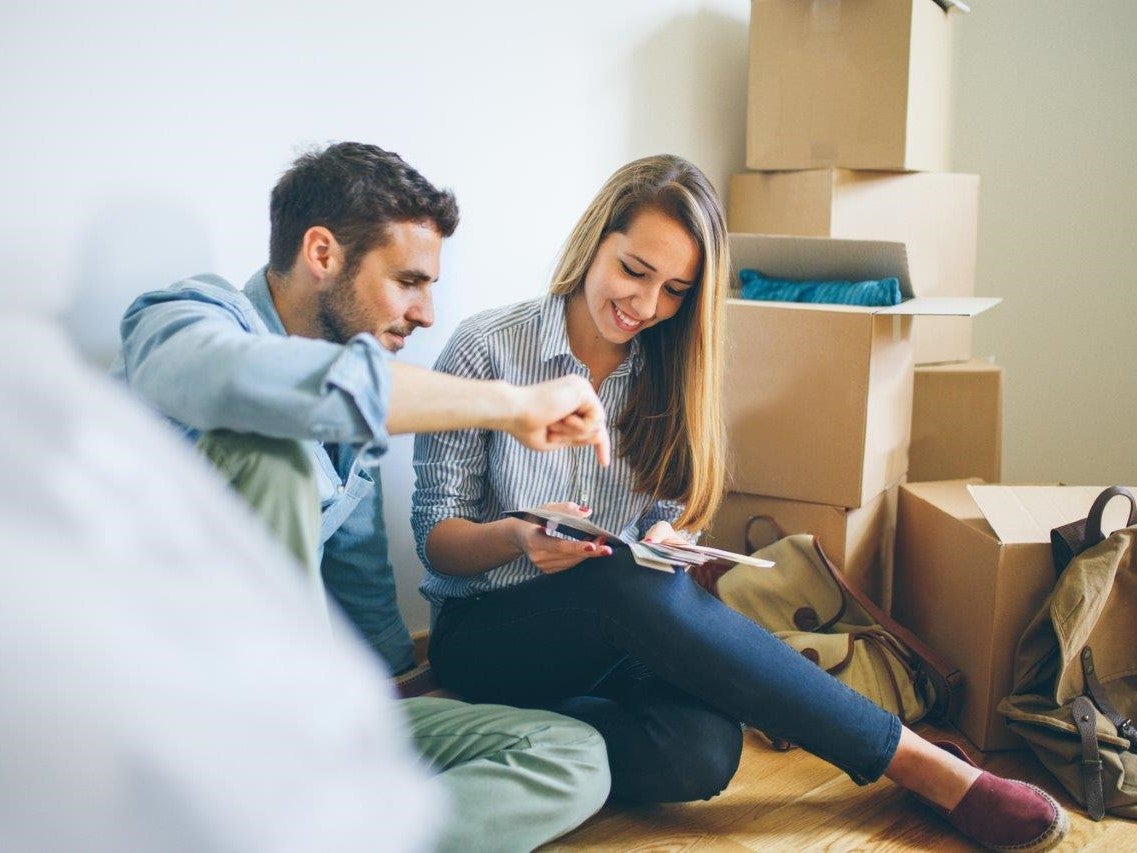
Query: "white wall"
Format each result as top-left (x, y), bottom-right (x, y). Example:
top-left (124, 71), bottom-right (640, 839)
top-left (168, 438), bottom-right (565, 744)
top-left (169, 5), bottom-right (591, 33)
top-left (1, 1), bottom-right (749, 634)
top-left (10, 1), bottom-right (1131, 638)
top-left (951, 1), bottom-right (1137, 486)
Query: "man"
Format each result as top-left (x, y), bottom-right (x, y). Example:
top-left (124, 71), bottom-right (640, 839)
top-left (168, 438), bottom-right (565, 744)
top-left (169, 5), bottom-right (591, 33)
top-left (113, 142), bottom-right (611, 851)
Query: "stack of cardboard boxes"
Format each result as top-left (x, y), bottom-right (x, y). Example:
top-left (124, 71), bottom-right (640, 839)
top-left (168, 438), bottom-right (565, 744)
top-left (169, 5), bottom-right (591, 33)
top-left (705, 0), bottom-right (996, 612)
top-left (709, 1), bottom-right (1132, 754)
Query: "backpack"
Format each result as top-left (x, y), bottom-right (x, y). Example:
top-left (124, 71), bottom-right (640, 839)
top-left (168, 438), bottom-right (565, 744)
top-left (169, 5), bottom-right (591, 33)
top-left (998, 486), bottom-right (1137, 820)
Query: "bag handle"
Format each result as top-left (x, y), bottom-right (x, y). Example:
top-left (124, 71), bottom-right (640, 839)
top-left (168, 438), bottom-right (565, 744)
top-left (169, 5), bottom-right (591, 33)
top-left (1083, 486), bottom-right (1137, 549)
top-left (744, 514), bottom-right (786, 554)
top-left (1051, 486), bottom-right (1137, 574)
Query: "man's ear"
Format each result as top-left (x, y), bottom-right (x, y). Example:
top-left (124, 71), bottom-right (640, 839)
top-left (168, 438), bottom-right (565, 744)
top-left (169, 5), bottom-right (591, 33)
top-left (298, 226), bottom-right (342, 284)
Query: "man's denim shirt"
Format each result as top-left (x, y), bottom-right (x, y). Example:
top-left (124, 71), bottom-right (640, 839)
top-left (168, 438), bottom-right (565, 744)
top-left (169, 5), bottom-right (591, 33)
top-left (111, 268), bottom-right (415, 673)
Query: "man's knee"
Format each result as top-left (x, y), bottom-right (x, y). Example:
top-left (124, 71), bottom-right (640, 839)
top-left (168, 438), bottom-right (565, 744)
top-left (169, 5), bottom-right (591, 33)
top-left (197, 430), bottom-right (314, 489)
top-left (561, 721), bottom-right (612, 816)
top-left (519, 709), bottom-right (612, 814)
top-left (408, 700), bottom-right (611, 843)
top-left (196, 430), bottom-right (320, 570)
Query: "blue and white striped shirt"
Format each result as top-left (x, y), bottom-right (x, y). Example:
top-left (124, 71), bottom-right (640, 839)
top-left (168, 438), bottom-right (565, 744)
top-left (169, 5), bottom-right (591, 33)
top-left (412, 294), bottom-right (684, 611)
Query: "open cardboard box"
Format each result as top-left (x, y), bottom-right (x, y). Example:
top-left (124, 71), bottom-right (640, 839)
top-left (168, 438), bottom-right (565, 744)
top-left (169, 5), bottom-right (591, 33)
top-left (893, 481), bottom-right (1137, 751)
top-left (724, 233), bottom-right (998, 508)
top-left (728, 170), bottom-right (980, 364)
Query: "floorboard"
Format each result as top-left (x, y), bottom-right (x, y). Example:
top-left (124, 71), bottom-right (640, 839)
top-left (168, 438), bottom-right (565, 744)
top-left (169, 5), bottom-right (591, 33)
top-left (543, 725), bottom-right (1137, 851)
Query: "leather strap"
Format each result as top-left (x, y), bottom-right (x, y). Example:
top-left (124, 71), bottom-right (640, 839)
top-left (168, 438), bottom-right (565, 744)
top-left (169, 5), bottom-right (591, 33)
top-left (1081, 646), bottom-right (1137, 748)
top-left (810, 538), bottom-right (964, 722)
top-left (1052, 486), bottom-right (1136, 573)
top-left (1073, 695), bottom-right (1106, 821)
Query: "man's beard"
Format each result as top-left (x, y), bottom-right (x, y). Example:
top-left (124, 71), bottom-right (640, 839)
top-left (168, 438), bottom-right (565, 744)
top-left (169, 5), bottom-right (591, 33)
top-left (314, 271), bottom-right (415, 350)
top-left (314, 273), bottom-right (360, 345)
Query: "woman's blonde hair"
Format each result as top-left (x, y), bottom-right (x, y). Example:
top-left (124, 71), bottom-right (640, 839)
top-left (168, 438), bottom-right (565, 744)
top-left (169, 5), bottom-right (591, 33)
top-left (550, 155), bottom-right (728, 531)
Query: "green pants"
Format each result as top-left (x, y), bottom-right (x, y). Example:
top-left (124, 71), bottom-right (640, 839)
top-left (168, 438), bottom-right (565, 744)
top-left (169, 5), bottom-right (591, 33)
top-left (197, 429), bottom-right (322, 569)
top-left (404, 697), bottom-right (610, 851)
top-left (196, 431), bottom-right (611, 849)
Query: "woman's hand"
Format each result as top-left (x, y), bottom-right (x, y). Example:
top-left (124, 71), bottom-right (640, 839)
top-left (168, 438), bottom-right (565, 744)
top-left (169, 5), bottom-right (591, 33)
top-left (642, 520), bottom-right (688, 546)
top-left (512, 501), bottom-right (613, 574)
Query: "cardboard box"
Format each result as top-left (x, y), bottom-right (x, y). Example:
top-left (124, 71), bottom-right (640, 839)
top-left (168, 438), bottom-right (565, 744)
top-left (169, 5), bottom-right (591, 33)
top-left (728, 170), bottom-right (980, 364)
top-left (747, 0), bottom-right (955, 172)
top-left (893, 481), bottom-right (1137, 750)
top-left (705, 485), bottom-right (899, 610)
top-left (724, 234), bottom-right (998, 508)
top-left (910, 359), bottom-right (1003, 484)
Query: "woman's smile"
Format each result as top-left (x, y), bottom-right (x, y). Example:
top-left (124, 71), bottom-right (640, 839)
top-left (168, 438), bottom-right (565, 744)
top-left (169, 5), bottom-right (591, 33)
top-left (612, 302), bottom-right (645, 332)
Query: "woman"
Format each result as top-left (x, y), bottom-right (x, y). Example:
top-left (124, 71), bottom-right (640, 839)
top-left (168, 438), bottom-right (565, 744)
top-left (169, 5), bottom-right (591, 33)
top-left (411, 156), bottom-right (1066, 852)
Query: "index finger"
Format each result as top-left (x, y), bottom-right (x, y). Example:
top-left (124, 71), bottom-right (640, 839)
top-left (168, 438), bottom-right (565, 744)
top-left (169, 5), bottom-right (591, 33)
top-left (591, 423), bottom-right (611, 467)
top-left (549, 412), bottom-right (610, 467)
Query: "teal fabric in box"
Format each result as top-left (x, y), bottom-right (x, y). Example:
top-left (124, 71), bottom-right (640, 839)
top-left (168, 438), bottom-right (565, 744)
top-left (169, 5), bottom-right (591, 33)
top-left (739, 268), bottom-right (902, 307)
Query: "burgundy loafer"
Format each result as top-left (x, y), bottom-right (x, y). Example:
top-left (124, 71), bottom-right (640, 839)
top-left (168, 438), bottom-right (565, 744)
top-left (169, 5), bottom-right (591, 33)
top-left (926, 740), bottom-right (1069, 852)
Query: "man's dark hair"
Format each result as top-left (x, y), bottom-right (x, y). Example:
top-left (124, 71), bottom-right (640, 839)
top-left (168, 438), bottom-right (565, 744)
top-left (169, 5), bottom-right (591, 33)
top-left (268, 142), bottom-right (459, 277)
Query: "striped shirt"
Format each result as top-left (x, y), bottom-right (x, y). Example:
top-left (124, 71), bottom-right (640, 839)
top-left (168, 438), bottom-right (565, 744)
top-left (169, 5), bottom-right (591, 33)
top-left (412, 294), bottom-right (684, 611)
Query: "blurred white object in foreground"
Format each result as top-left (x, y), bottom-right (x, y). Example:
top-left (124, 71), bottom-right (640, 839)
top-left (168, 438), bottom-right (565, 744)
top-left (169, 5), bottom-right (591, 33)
top-left (0, 315), bottom-right (438, 852)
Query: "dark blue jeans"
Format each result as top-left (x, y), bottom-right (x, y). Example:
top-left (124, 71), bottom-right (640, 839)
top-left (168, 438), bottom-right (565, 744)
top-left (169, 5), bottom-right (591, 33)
top-left (429, 549), bottom-right (902, 804)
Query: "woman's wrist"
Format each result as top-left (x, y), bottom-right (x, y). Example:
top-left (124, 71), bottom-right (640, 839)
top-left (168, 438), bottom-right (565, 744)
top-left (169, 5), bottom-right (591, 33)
top-left (501, 517), bottom-right (529, 560)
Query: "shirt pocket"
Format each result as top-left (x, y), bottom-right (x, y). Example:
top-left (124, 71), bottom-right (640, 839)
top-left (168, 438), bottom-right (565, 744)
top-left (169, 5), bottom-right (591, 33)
top-left (319, 462), bottom-right (375, 543)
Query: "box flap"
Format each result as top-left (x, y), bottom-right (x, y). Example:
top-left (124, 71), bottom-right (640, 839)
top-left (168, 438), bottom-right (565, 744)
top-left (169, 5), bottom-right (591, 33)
top-left (967, 485), bottom-right (1137, 544)
top-left (878, 296), bottom-right (1001, 317)
top-left (917, 358), bottom-right (1001, 374)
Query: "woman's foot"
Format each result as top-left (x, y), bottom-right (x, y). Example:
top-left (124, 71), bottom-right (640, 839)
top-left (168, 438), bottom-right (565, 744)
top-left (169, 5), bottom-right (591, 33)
top-left (885, 727), bottom-right (981, 810)
top-left (923, 741), bottom-right (1068, 852)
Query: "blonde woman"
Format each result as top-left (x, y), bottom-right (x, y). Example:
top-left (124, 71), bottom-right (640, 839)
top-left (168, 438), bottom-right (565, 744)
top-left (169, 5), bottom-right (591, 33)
top-left (411, 156), bottom-right (1066, 852)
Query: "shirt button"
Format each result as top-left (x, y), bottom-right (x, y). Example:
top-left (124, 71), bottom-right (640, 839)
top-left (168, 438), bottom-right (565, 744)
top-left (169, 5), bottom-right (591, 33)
top-left (336, 484), bottom-right (346, 494)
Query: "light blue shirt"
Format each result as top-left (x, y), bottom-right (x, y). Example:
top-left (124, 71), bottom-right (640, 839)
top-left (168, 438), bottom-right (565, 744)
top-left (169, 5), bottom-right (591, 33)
top-left (112, 269), bottom-right (415, 673)
top-left (412, 294), bottom-right (683, 613)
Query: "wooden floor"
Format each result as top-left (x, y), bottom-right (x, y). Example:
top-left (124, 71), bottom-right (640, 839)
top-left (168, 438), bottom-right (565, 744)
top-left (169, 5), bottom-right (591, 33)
top-left (542, 724), bottom-right (1137, 852)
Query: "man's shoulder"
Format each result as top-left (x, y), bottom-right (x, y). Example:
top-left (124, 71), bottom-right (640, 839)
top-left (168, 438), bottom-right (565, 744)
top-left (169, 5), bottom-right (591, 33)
top-left (141, 273), bottom-right (248, 307)
top-left (124, 272), bottom-right (265, 331)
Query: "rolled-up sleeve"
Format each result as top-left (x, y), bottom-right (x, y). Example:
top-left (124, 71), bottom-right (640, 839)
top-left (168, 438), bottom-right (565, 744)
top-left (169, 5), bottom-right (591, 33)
top-left (411, 320), bottom-right (493, 572)
top-left (118, 284), bottom-right (391, 462)
top-left (638, 498), bottom-right (698, 542)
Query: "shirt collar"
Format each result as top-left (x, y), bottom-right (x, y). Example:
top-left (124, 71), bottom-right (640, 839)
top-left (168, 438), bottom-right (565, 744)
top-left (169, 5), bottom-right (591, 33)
top-left (539, 293), bottom-right (644, 377)
top-left (539, 294), bottom-right (575, 364)
top-left (243, 266), bottom-right (288, 337)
